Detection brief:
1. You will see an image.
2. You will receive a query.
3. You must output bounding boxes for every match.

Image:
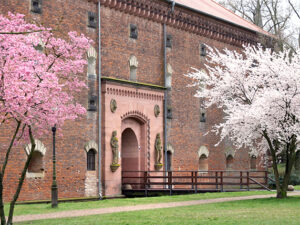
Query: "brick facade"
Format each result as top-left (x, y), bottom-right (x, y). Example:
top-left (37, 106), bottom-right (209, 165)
top-left (0, 0), bottom-right (266, 202)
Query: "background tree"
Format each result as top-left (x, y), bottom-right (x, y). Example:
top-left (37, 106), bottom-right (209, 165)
top-left (187, 45), bottom-right (300, 199)
top-left (0, 13), bottom-right (90, 225)
top-left (288, 0), bottom-right (300, 47)
top-left (217, 0), bottom-right (295, 50)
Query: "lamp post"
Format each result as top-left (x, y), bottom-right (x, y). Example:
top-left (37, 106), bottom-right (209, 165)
top-left (51, 125), bottom-right (58, 208)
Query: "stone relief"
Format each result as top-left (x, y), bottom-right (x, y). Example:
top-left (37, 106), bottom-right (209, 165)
top-left (154, 105), bottom-right (160, 117)
top-left (110, 99), bottom-right (117, 113)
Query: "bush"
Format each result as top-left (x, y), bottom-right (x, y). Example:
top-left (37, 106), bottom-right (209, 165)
top-left (268, 172), bottom-right (300, 189)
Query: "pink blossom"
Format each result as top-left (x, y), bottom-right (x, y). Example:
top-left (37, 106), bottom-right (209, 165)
top-left (0, 13), bottom-right (91, 138)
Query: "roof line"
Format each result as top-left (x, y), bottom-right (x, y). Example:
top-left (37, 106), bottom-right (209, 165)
top-left (164, 0), bottom-right (264, 36)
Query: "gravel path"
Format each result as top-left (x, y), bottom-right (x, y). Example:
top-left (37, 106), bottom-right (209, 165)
top-left (12, 192), bottom-right (300, 223)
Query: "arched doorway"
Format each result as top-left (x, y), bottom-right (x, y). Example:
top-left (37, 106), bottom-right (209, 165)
top-left (121, 128), bottom-right (139, 172)
top-left (121, 116), bottom-right (147, 189)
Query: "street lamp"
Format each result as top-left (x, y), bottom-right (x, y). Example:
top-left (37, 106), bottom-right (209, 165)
top-left (51, 125), bottom-right (58, 208)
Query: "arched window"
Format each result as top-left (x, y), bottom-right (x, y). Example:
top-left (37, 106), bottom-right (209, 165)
top-left (28, 151), bottom-right (44, 173)
top-left (199, 154), bottom-right (208, 171)
top-left (87, 149), bottom-right (96, 171)
top-left (250, 156), bottom-right (257, 170)
top-left (129, 55), bottom-right (138, 81)
top-left (25, 139), bottom-right (46, 178)
top-left (166, 64), bottom-right (173, 89)
top-left (226, 155), bottom-right (234, 169)
top-left (87, 47), bottom-right (97, 111)
top-left (167, 151), bottom-right (172, 171)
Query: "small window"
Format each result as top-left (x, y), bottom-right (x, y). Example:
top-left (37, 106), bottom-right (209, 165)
top-left (226, 155), bottom-right (234, 169)
top-left (167, 107), bottom-right (172, 119)
top-left (87, 149), bottom-right (96, 171)
top-left (199, 154), bottom-right (208, 171)
top-left (200, 43), bottom-right (206, 57)
top-left (87, 57), bottom-right (96, 76)
top-left (31, 0), bottom-right (42, 14)
top-left (200, 112), bottom-right (206, 122)
top-left (130, 24), bottom-right (138, 39)
top-left (129, 55), bottom-right (138, 81)
top-left (250, 156), bottom-right (257, 170)
top-left (130, 67), bottom-right (137, 81)
top-left (88, 95), bottom-right (97, 111)
top-left (28, 151), bottom-right (44, 173)
top-left (166, 64), bottom-right (173, 89)
top-left (88, 12), bottom-right (97, 28)
top-left (166, 34), bottom-right (172, 48)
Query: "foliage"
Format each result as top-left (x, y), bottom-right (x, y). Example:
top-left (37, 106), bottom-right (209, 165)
top-left (0, 13), bottom-right (90, 225)
top-left (268, 169), bottom-right (300, 189)
top-left (186, 45), bottom-right (300, 199)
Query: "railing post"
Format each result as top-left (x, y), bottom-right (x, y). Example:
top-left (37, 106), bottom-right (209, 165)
top-left (168, 171), bottom-right (172, 196)
top-left (191, 171), bottom-right (194, 190)
top-left (215, 171), bottom-right (218, 190)
top-left (121, 171), bottom-right (123, 188)
top-left (240, 171), bottom-right (243, 190)
top-left (194, 172), bottom-right (198, 193)
top-left (247, 171), bottom-right (250, 191)
top-left (265, 171), bottom-right (268, 186)
top-left (144, 171), bottom-right (148, 197)
top-left (220, 171), bottom-right (223, 192)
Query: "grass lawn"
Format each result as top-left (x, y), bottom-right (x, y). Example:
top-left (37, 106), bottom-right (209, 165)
top-left (294, 185), bottom-right (300, 190)
top-left (18, 196), bottom-right (300, 225)
top-left (4, 191), bottom-right (274, 216)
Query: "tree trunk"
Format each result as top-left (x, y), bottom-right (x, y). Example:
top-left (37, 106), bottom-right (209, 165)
top-left (0, 173), bottom-right (6, 225)
top-left (0, 122), bottom-right (21, 225)
top-left (263, 132), bottom-right (286, 199)
top-left (7, 127), bottom-right (35, 225)
top-left (277, 186), bottom-right (288, 198)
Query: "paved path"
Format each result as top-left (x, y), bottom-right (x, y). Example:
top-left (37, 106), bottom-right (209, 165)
top-left (13, 192), bottom-right (300, 223)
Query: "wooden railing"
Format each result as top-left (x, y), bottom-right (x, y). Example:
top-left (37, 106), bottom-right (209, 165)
top-left (122, 170), bottom-right (270, 196)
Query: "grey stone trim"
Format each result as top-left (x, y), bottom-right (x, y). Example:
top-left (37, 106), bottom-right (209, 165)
top-left (24, 139), bottom-right (46, 156)
top-left (198, 146), bottom-right (209, 158)
top-left (84, 140), bottom-right (98, 153)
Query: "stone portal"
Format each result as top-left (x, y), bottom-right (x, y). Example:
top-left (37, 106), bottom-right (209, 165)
top-left (102, 79), bottom-right (164, 196)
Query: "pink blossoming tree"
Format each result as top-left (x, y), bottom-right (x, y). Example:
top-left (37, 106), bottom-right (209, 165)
top-left (187, 45), bottom-right (300, 199)
top-left (0, 13), bottom-right (90, 225)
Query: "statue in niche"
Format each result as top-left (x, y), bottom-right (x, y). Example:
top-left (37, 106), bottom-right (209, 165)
top-left (154, 134), bottom-right (163, 170)
top-left (110, 131), bottom-right (120, 172)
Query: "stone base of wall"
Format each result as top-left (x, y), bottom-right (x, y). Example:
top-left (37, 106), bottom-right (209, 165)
top-left (85, 171), bottom-right (97, 197)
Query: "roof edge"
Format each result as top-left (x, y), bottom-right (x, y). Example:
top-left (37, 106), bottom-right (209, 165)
top-left (164, 0), bottom-right (271, 37)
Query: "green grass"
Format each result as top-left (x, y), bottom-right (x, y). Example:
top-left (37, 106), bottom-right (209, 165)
top-left (18, 196), bottom-right (300, 225)
top-left (5, 191), bottom-right (273, 216)
top-left (294, 185), bottom-right (300, 190)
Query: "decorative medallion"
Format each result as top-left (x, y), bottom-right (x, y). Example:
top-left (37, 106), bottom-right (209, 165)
top-left (154, 105), bottom-right (160, 117)
top-left (110, 99), bottom-right (117, 113)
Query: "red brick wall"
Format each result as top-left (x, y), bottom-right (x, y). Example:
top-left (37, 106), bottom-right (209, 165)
top-left (0, 0), bottom-right (264, 202)
top-left (0, 0), bottom-right (99, 202)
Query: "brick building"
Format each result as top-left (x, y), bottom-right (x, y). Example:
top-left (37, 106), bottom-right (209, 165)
top-left (0, 0), bottom-right (271, 202)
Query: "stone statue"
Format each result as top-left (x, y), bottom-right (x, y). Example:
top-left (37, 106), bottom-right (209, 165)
top-left (110, 131), bottom-right (119, 165)
top-left (155, 133), bottom-right (162, 165)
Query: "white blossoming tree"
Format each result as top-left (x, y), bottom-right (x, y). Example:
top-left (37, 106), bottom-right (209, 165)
top-left (187, 45), bottom-right (300, 198)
